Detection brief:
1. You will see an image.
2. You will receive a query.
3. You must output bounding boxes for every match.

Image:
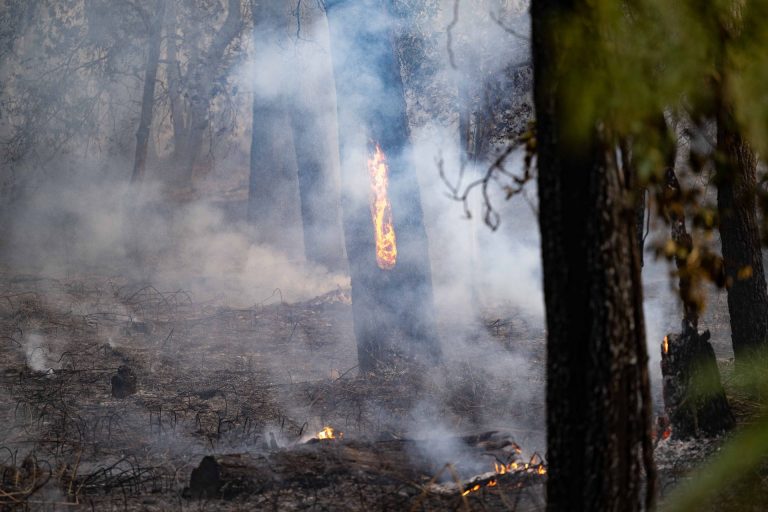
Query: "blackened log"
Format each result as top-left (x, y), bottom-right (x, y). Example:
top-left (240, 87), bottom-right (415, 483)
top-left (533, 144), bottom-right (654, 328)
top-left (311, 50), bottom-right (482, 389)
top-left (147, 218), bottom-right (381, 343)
top-left (325, 0), bottom-right (440, 370)
top-left (661, 330), bottom-right (734, 439)
top-left (186, 432), bottom-right (538, 499)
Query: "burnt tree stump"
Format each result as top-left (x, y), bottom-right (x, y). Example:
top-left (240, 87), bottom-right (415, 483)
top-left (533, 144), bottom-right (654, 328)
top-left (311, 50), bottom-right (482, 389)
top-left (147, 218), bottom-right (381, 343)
top-left (661, 329), bottom-right (734, 439)
top-left (110, 366), bottom-right (137, 398)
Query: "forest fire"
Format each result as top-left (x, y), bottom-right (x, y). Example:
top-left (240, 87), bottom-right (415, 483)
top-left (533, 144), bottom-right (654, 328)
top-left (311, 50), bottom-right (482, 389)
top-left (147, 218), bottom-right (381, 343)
top-left (367, 143), bottom-right (397, 270)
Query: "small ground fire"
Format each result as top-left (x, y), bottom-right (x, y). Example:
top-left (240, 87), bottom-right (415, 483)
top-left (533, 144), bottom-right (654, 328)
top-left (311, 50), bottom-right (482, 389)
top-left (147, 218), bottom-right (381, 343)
top-left (316, 426), bottom-right (342, 440)
top-left (367, 143), bottom-right (397, 270)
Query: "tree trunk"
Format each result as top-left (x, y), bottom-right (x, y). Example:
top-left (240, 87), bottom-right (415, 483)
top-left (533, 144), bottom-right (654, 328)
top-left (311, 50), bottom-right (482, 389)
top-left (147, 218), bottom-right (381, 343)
top-left (247, 99), bottom-right (296, 246)
top-left (532, 2), bottom-right (655, 510)
top-left (716, 103), bottom-right (768, 369)
top-left (325, 0), bottom-right (440, 371)
top-left (248, 0), bottom-right (345, 268)
top-left (180, 0), bottom-right (241, 184)
top-left (130, 0), bottom-right (165, 183)
top-left (289, 101), bottom-right (346, 271)
top-left (165, 0), bottom-right (186, 162)
top-left (664, 168), bottom-right (700, 331)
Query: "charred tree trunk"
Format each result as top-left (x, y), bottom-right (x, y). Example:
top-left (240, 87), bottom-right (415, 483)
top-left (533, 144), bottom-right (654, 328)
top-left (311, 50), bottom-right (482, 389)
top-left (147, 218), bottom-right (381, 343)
top-left (661, 330), bottom-right (734, 439)
top-left (716, 102), bottom-right (768, 369)
top-left (130, 0), bottom-right (165, 183)
top-left (325, 0), bottom-right (440, 371)
top-left (532, 2), bottom-right (655, 510)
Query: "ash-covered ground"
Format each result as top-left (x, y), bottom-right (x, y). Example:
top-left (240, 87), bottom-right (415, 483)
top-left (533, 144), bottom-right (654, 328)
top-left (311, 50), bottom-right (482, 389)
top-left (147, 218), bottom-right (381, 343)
top-left (0, 270), bottom-right (551, 510)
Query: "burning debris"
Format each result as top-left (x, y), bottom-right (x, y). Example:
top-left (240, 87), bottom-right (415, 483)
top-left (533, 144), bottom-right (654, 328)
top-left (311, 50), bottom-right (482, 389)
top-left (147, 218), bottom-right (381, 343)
top-left (186, 430), bottom-right (546, 503)
top-left (316, 426), bottom-right (343, 441)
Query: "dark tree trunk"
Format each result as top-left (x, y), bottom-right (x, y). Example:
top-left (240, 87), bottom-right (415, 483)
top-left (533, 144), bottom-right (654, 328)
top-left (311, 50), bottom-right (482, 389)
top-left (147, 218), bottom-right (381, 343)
top-left (325, 0), bottom-right (440, 371)
top-left (246, 1), bottom-right (303, 254)
top-left (248, 0), bottom-right (344, 269)
top-left (289, 102), bottom-right (346, 271)
top-left (532, 2), bottom-right (655, 510)
top-left (716, 103), bottom-right (768, 369)
top-left (130, 0), bottom-right (165, 183)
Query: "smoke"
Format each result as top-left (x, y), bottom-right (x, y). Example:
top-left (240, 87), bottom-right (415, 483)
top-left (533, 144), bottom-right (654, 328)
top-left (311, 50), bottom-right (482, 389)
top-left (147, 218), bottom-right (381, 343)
top-left (22, 333), bottom-right (59, 374)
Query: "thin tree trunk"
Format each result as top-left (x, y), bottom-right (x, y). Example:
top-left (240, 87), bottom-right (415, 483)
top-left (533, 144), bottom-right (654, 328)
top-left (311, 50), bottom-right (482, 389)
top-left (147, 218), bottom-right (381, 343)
top-left (131, 0), bottom-right (165, 183)
top-left (664, 168), bottom-right (699, 331)
top-left (532, 1), bottom-right (655, 510)
top-left (326, 0), bottom-right (440, 371)
top-left (165, 0), bottom-right (186, 161)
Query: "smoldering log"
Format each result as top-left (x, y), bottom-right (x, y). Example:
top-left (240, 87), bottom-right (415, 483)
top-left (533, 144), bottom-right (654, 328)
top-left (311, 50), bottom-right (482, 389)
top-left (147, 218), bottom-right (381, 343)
top-left (325, 0), bottom-right (441, 371)
top-left (186, 431), bottom-right (543, 499)
top-left (661, 329), bottom-right (734, 439)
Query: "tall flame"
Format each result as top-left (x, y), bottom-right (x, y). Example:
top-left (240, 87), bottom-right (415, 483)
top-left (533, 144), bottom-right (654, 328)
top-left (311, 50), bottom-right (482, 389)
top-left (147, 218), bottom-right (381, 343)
top-left (367, 144), bottom-right (397, 270)
top-left (663, 335), bottom-right (669, 355)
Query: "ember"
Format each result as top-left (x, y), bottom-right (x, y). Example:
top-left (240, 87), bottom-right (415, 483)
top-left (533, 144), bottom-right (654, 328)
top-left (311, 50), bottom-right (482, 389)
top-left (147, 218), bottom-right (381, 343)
top-left (662, 335), bottom-right (669, 355)
top-left (367, 143), bottom-right (397, 270)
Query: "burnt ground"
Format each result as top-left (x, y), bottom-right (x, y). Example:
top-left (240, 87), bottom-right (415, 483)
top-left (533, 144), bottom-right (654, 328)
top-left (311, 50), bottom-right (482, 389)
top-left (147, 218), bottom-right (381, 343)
top-left (0, 270), bottom-right (754, 511)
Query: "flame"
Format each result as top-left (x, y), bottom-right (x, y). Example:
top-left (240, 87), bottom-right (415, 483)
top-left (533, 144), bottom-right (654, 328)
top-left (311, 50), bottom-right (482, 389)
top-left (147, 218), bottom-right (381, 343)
top-left (367, 143), bottom-right (397, 270)
top-left (316, 426), bottom-right (342, 440)
top-left (458, 455), bottom-right (546, 497)
top-left (663, 335), bottom-right (669, 355)
top-left (461, 484), bottom-right (481, 496)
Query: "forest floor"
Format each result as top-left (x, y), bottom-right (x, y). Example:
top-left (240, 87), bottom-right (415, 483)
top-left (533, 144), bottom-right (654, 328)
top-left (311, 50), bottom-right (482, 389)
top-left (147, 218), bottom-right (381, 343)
top-left (0, 270), bottom-right (754, 511)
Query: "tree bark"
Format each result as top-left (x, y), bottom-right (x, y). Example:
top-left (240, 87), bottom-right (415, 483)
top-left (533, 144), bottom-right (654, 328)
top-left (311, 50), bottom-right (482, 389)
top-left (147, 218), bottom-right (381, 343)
top-left (130, 0), bottom-right (165, 183)
top-left (325, 0), bottom-right (440, 371)
top-left (716, 104), bottom-right (768, 369)
top-left (532, 2), bottom-right (655, 510)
